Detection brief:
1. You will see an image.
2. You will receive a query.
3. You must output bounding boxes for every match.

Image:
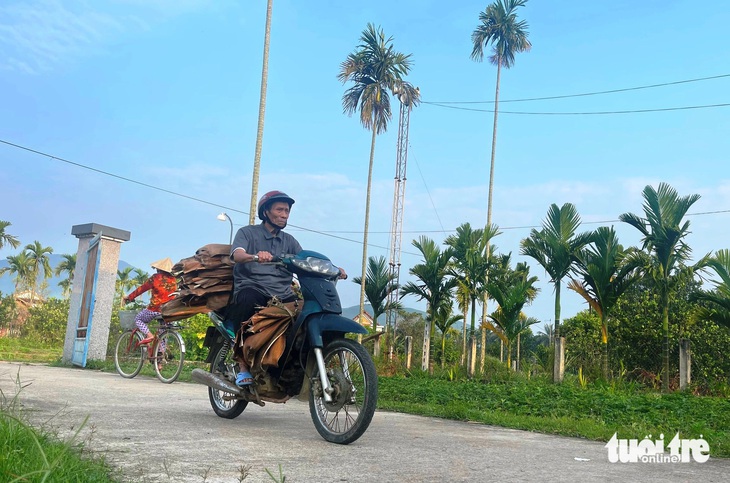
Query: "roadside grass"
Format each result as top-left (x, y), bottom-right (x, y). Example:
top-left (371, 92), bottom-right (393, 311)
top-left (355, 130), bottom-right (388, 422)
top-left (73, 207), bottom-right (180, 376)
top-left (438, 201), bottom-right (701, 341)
top-left (377, 371), bottom-right (730, 458)
top-left (0, 338), bottom-right (62, 363)
top-left (0, 373), bottom-right (118, 482)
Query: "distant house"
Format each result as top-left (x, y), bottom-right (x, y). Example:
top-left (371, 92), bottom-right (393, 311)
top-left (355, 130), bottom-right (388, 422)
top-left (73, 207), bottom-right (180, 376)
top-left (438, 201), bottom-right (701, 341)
top-left (352, 311), bottom-right (383, 332)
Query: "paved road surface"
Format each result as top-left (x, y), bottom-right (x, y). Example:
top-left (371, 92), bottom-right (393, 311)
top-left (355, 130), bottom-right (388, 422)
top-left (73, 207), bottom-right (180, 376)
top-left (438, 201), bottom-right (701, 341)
top-left (1, 361), bottom-right (727, 482)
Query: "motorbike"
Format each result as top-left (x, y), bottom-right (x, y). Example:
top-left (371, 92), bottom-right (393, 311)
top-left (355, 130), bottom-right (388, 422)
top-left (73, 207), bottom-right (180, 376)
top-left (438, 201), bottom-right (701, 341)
top-left (191, 250), bottom-right (378, 445)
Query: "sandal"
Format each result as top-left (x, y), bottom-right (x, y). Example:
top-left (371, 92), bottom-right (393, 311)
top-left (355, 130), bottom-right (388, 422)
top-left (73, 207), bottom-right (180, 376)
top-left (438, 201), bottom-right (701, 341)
top-left (235, 371), bottom-right (254, 387)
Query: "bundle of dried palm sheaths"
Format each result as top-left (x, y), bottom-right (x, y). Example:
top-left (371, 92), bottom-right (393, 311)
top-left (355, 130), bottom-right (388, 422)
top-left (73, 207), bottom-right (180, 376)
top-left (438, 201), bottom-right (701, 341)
top-left (160, 243), bottom-right (233, 322)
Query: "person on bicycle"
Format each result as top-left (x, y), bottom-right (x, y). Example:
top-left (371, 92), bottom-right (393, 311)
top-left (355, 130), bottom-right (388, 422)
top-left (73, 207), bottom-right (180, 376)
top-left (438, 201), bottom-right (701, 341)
top-left (227, 190), bottom-right (346, 387)
top-left (123, 257), bottom-right (177, 344)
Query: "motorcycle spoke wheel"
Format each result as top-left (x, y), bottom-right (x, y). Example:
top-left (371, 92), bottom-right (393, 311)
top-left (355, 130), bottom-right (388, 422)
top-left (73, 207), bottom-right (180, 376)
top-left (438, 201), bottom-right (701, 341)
top-left (209, 340), bottom-right (248, 419)
top-left (309, 338), bottom-right (377, 445)
top-left (114, 331), bottom-right (144, 378)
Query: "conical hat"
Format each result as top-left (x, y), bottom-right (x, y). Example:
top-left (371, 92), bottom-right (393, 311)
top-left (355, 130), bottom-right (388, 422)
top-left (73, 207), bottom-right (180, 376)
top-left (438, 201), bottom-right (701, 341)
top-left (150, 257), bottom-right (173, 273)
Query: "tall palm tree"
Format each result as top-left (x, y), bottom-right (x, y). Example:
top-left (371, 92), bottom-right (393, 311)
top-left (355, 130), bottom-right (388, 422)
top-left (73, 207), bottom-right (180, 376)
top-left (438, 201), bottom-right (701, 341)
top-left (470, 0), bottom-right (531, 231)
top-left (0, 252), bottom-right (33, 292)
top-left (520, 203), bottom-right (591, 338)
top-left (568, 226), bottom-right (642, 379)
top-left (248, 0), bottom-right (274, 226)
top-left (24, 241), bottom-right (53, 303)
top-left (339, 23), bottom-right (419, 331)
top-left (352, 256), bottom-right (401, 334)
top-left (455, 280), bottom-right (470, 364)
top-left (690, 249), bottom-right (730, 330)
top-left (620, 183), bottom-right (709, 391)
top-left (401, 236), bottom-right (456, 371)
top-left (132, 268), bottom-right (149, 287)
top-left (54, 253), bottom-right (76, 298)
top-left (0, 221), bottom-right (21, 250)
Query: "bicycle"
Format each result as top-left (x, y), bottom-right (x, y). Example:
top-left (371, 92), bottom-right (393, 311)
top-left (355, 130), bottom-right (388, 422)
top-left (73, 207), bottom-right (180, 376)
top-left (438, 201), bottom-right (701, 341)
top-left (115, 311), bottom-right (186, 383)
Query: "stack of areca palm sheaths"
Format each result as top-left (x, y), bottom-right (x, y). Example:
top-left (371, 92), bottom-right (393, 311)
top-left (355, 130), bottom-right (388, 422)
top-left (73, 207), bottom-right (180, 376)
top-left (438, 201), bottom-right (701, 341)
top-left (160, 243), bottom-right (233, 322)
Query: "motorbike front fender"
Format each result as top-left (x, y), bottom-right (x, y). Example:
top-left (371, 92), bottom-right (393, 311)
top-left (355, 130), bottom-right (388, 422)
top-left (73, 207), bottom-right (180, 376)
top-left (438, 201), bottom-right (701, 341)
top-left (306, 313), bottom-right (368, 348)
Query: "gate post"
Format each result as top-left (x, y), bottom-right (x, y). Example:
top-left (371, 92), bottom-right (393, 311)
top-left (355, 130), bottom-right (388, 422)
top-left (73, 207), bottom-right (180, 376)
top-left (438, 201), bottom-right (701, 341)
top-left (62, 223), bottom-right (130, 365)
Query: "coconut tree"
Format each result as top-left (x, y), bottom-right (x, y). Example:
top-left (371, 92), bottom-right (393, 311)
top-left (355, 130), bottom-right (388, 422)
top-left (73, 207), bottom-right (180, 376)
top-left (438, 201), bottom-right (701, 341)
top-left (54, 253), bottom-right (76, 298)
top-left (470, 0), bottom-right (531, 231)
top-left (567, 226), bottom-right (642, 379)
top-left (620, 183), bottom-right (709, 391)
top-left (339, 23), bottom-right (419, 332)
top-left (0, 221), bottom-right (21, 250)
top-left (133, 268), bottom-right (149, 287)
top-left (248, 0), bottom-right (274, 226)
top-left (401, 236), bottom-right (456, 371)
top-left (352, 255), bottom-right (401, 335)
top-left (24, 241), bottom-right (53, 303)
top-left (0, 252), bottom-right (33, 292)
top-left (690, 249), bottom-right (730, 330)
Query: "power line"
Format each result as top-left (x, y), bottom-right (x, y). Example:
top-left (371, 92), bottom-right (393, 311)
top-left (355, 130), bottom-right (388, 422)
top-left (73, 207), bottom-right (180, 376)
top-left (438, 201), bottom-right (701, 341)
top-left (0, 138), bottom-right (413, 254)
top-left (423, 101), bottom-right (730, 115)
top-left (426, 73), bottom-right (730, 104)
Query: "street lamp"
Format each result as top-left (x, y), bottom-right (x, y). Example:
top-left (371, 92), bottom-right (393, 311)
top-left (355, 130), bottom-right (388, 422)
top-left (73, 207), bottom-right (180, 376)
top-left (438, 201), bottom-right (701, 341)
top-left (217, 213), bottom-right (233, 244)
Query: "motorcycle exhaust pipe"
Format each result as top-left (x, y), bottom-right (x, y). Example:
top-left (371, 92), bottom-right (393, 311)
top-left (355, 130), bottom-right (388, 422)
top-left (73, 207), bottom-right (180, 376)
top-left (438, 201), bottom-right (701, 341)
top-left (191, 368), bottom-right (245, 396)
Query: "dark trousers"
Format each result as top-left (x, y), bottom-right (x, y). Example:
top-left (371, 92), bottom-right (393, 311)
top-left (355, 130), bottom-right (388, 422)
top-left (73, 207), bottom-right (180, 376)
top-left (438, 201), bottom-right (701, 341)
top-left (224, 288), bottom-right (296, 334)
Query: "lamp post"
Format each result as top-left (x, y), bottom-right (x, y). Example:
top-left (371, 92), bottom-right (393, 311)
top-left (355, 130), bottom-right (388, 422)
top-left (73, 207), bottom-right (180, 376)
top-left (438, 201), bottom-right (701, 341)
top-left (217, 213), bottom-right (233, 244)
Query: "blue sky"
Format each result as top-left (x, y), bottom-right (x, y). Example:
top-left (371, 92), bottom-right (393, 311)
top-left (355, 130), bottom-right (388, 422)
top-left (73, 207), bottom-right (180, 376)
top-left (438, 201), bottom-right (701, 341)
top-left (1, 0), bottom-right (729, 326)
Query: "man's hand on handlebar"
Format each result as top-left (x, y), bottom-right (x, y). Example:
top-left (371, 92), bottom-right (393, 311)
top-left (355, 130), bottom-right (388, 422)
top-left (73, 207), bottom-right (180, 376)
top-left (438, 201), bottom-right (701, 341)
top-left (253, 251), bottom-right (274, 263)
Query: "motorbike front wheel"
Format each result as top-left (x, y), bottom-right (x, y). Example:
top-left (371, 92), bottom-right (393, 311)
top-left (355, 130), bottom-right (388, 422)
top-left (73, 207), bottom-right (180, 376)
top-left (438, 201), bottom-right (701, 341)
top-left (208, 339), bottom-right (248, 419)
top-left (309, 338), bottom-right (377, 444)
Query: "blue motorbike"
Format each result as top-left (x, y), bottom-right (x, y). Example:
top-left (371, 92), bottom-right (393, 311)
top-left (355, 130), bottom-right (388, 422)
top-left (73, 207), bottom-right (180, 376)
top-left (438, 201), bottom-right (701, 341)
top-left (191, 250), bottom-right (377, 445)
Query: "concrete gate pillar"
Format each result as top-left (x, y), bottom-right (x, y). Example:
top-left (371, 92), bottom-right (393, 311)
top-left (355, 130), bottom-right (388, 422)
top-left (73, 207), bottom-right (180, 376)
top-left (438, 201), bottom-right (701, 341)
top-left (62, 223), bottom-right (130, 366)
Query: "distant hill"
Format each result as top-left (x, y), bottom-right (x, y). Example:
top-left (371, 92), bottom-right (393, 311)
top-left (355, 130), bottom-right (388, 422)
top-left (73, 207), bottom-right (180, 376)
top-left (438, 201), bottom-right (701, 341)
top-left (0, 254), bottom-right (137, 298)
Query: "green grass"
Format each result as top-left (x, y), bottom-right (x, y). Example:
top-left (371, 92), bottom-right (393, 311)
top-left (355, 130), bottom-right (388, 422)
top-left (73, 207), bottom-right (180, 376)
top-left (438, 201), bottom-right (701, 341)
top-left (0, 377), bottom-right (118, 482)
top-left (377, 372), bottom-right (730, 457)
top-left (0, 337), bottom-right (62, 363)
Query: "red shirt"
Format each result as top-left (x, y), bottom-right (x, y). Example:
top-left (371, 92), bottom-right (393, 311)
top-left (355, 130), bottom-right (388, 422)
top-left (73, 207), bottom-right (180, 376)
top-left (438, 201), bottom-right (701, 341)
top-left (127, 272), bottom-right (177, 311)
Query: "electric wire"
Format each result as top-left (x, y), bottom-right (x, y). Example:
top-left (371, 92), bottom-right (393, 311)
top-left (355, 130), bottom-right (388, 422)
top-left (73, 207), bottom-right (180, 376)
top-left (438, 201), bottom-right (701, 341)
top-left (425, 73), bottom-right (730, 104)
top-left (422, 102), bottom-right (730, 115)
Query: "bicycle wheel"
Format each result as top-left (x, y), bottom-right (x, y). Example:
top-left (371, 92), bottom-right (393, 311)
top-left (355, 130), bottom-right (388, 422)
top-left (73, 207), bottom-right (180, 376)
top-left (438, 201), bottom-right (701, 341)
top-left (208, 340), bottom-right (248, 419)
top-left (115, 330), bottom-right (144, 378)
top-left (154, 330), bottom-right (185, 383)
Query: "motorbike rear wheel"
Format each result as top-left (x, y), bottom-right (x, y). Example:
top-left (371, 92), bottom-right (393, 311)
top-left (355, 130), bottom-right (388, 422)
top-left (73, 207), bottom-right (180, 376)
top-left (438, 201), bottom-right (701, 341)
top-left (208, 339), bottom-right (248, 419)
top-left (309, 338), bottom-right (377, 444)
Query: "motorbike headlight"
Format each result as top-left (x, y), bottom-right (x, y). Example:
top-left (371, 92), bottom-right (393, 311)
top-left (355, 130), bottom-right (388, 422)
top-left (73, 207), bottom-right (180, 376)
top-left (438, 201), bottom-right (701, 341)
top-left (292, 256), bottom-right (340, 277)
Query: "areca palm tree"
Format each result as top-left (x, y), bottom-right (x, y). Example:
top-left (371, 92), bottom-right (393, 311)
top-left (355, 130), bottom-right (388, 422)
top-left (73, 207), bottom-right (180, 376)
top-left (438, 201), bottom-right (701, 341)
top-left (485, 265), bottom-right (538, 368)
top-left (690, 249), bottom-right (730, 330)
top-left (433, 303), bottom-right (463, 368)
top-left (248, 0), bottom-right (274, 226)
top-left (54, 253), bottom-right (76, 298)
top-left (520, 203), bottom-right (591, 338)
top-left (0, 221), bottom-right (21, 250)
top-left (0, 252), bottom-right (33, 292)
top-left (568, 226), bottom-right (642, 379)
top-left (24, 241), bottom-right (53, 302)
top-left (352, 256), bottom-right (401, 334)
top-left (339, 23), bottom-right (419, 331)
top-left (620, 183), bottom-right (709, 391)
top-left (401, 236), bottom-right (456, 371)
top-left (471, 0), bottom-right (531, 231)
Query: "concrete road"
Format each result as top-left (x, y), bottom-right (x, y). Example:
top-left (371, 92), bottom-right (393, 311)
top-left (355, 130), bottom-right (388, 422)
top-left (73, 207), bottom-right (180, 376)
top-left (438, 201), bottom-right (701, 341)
top-left (1, 361), bottom-right (728, 482)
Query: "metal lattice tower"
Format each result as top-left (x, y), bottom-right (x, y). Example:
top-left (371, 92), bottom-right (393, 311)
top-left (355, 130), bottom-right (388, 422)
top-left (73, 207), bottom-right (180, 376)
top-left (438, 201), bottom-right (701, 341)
top-left (385, 92), bottom-right (415, 334)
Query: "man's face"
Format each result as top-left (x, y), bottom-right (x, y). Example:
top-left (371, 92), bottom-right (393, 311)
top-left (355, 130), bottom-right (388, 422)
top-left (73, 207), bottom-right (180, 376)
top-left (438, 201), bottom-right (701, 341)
top-left (265, 201), bottom-right (291, 229)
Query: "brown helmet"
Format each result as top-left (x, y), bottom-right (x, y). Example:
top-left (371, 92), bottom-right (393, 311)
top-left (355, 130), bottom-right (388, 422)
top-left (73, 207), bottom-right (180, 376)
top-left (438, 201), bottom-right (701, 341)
top-left (257, 190), bottom-right (295, 221)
